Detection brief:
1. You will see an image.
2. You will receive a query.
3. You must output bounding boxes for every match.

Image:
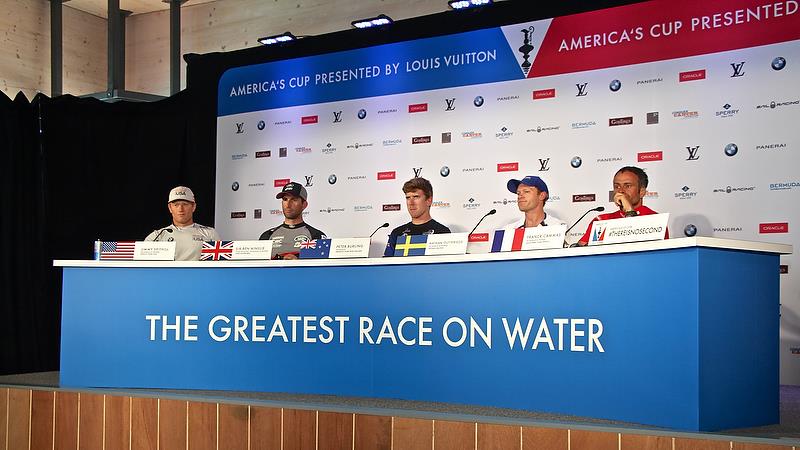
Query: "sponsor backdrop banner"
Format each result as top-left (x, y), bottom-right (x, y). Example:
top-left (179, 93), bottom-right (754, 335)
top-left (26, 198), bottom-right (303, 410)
top-left (216, 0), bottom-right (800, 383)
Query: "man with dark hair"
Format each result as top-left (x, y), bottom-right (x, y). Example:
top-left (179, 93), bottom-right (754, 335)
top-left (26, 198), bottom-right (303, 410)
top-left (384, 177), bottom-right (451, 256)
top-left (259, 182), bottom-right (326, 259)
top-left (577, 166), bottom-right (667, 246)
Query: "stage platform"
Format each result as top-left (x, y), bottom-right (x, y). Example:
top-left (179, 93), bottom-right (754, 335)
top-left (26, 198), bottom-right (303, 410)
top-left (1, 371), bottom-right (798, 449)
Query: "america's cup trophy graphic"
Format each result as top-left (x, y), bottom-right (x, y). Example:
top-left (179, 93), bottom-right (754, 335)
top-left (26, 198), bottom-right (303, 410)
top-left (519, 26), bottom-right (535, 76)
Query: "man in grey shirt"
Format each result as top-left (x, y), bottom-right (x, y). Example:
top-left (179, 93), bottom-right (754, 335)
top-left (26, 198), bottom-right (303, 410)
top-left (145, 186), bottom-right (220, 260)
top-left (259, 182), bottom-right (326, 259)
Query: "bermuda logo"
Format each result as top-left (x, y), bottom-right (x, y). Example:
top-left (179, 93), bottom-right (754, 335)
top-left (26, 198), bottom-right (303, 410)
top-left (576, 83), bottom-right (588, 97)
top-left (730, 62), bottom-right (745, 77)
top-left (518, 26), bottom-right (535, 76)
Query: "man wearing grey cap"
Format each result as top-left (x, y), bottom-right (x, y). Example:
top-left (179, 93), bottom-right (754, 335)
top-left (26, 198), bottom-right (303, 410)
top-left (145, 186), bottom-right (220, 261)
top-left (259, 181), bottom-right (327, 259)
top-left (505, 176), bottom-right (565, 228)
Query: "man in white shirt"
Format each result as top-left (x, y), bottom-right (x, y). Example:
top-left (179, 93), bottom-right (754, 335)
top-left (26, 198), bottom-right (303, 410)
top-left (505, 176), bottom-right (565, 228)
top-left (145, 186), bottom-right (220, 260)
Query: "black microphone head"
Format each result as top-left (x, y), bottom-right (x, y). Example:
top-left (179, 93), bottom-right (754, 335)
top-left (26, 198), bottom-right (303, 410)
top-left (382, 222), bottom-right (390, 228)
top-left (595, 206), bottom-right (605, 212)
top-left (488, 209), bottom-right (497, 215)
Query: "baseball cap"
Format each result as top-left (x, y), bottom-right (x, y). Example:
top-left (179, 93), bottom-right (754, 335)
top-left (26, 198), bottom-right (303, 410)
top-left (507, 176), bottom-right (549, 194)
top-left (276, 182), bottom-right (308, 201)
top-left (168, 186), bottom-right (195, 203)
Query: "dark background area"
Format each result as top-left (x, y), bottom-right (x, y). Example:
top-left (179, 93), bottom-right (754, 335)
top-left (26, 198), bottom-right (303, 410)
top-left (0, 0), bottom-right (643, 374)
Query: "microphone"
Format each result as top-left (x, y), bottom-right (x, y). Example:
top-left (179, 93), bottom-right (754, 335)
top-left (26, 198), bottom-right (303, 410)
top-left (369, 223), bottom-right (390, 238)
top-left (152, 228), bottom-right (173, 241)
top-left (469, 209), bottom-right (496, 236)
top-left (563, 206), bottom-right (604, 247)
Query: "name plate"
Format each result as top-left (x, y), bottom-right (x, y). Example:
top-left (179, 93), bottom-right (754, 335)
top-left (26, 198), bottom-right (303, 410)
top-left (588, 213), bottom-right (670, 246)
top-left (491, 225), bottom-right (567, 252)
top-left (394, 233), bottom-right (468, 257)
top-left (425, 233), bottom-right (468, 256)
top-left (134, 241), bottom-right (176, 260)
top-left (300, 238), bottom-right (370, 259)
top-left (232, 240), bottom-right (273, 260)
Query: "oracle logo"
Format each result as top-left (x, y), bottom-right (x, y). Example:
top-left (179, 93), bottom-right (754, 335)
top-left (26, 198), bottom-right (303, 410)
top-left (377, 171), bottom-right (396, 180)
top-left (273, 179), bottom-right (290, 187)
top-left (759, 222), bottom-right (788, 233)
top-left (497, 162), bottom-right (519, 172)
top-left (469, 233), bottom-right (489, 242)
top-left (301, 115), bottom-right (318, 124)
top-left (533, 89), bottom-right (556, 100)
top-left (408, 103), bottom-right (428, 113)
top-left (638, 151), bottom-right (663, 162)
top-left (679, 69), bottom-right (706, 82)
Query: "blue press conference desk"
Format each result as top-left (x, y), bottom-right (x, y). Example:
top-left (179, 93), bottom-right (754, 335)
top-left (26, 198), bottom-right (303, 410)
top-left (55, 237), bottom-right (791, 431)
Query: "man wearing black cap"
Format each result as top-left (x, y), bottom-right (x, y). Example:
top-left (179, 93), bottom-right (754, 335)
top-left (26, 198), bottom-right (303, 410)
top-left (259, 182), bottom-right (326, 259)
top-left (505, 176), bottom-right (565, 228)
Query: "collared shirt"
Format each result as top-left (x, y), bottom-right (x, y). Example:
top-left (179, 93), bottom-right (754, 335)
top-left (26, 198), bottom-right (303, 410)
top-left (145, 223), bottom-right (220, 261)
top-left (578, 205), bottom-right (668, 245)
top-left (505, 212), bottom-right (566, 229)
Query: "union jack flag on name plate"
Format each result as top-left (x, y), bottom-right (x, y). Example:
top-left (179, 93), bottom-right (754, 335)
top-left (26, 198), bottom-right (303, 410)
top-left (100, 241), bottom-right (135, 260)
top-left (201, 241), bottom-right (234, 261)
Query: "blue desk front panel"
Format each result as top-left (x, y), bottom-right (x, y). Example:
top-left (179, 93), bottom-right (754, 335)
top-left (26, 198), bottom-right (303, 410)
top-left (60, 247), bottom-right (779, 430)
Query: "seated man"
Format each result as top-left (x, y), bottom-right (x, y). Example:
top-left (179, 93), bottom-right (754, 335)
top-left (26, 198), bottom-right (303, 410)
top-left (145, 186), bottom-right (220, 261)
top-left (259, 182), bottom-right (326, 259)
top-left (506, 175), bottom-right (565, 228)
top-left (384, 177), bottom-right (451, 256)
top-left (578, 166), bottom-right (668, 246)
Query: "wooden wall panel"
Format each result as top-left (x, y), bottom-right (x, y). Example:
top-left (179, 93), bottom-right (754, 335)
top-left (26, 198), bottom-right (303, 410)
top-left (7, 388), bottom-right (30, 450)
top-left (674, 437), bottom-right (731, 450)
top-left (621, 434), bottom-right (672, 450)
top-left (0, 389), bottom-right (7, 450)
top-left (570, 430), bottom-right (618, 450)
top-left (104, 395), bottom-right (130, 450)
top-left (250, 406), bottom-right (281, 450)
top-left (131, 397), bottom-right (158, 450)
top-left (354, 414), bottom-right (391, 450)
top-left (732, 443), bottom-right (795, 450)
top-left (283, 408), bottom-right (315, 450)
top-left (30, 390), bottom-right (54, 450)
top-left (55, 391), bottom-right (79, 450)
top-left (159, 399), bottom-right (187, 450)
top-left (318, 411), bottom-right (353, 450)
top-left (218, 403), bottom-right (248, 450)
top-left (434, 420), bottom-right (475, 450)
top-left (0, 0), bottom-right (105, 99)
top-left (522, 426), bottom-right (568, 450)
top-left (478, 423), bottom-right (519, 450)
top-left (78, 393), bottom-right (104, 450)
top-left (187, 401), bottom-right (217, 450)
top-left (393, 417), bottom-right (432, 450)
top-left (125, 0), bottom-right (448, 96)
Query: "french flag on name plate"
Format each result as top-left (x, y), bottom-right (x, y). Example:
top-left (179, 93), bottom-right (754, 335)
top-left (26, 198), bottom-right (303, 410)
top-left (99, 241), bottom-right (135, 260)
top-left (299, 239), bottom-right (331, 259)
top-left (201, 241), bottom-right (234, 261)
top-left (490, 228), bottom-right (525, 252)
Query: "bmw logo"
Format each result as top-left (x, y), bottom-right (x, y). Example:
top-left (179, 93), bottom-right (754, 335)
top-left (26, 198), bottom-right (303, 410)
top-left (684, 224), bottom-right (697, 237)
top-left (231, 182), bottom-right (239, 191)
top-left (724, 143), bottom-right (738, 157)
top-left (357, 109), bottom-right (367, 119)
top-left (772, 57), bottom-right (786, 71)
top-left (328, 174), bottom-right (337, 185)
top-left (440, 166), bottom-right (450, 177)
top-left (609, 79), bottom-right (622, 92)
top-left (257, 120), bottom-right (265, 130)
top-left (473, 96), bottom-right (484, 107)
top-left (770, 101), bottom-right (777, 109)
top-left (570, 156), bottom-right (582, 168)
